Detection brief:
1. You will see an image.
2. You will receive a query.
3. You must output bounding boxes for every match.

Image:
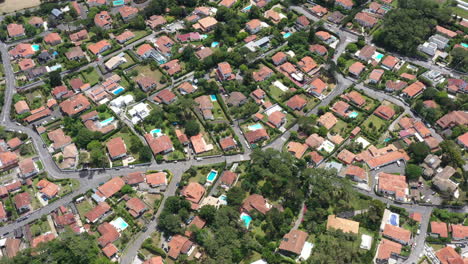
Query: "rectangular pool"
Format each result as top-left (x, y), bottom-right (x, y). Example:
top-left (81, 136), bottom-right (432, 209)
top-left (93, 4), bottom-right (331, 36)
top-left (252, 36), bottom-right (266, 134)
top-left (348, 111), bottom-right (359, 118)
top-left (110, 217), bottom-right (128, 232)
top-left (210, 94), bottom-right (217, 101)
top-left (112, 87), bottom-right (124, 95)
top-left (32, 44), bottom-right (40, 52)
top-left (100, 117), bottom-right (115, 127)
top-left (240, 213), bottom-right (252, 229)
top-left (248, 123), bottom-right (263, 131)
top-left (207, 170), bottom-right (218, 183)
top-left (151, 128), bottom-right (162, 136)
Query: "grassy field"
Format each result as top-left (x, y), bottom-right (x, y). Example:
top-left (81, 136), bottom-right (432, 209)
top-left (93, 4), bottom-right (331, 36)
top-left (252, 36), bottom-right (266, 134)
top-left (132, 65), bottom-right (165, 90)
top-left (76, 199), bottom-right (94, 218)
top-left (330, 119), bottom-right (350, 136)
top-left (30, 219), bottom-right (51, 236)
top-left (362, 115), bottom-right (388, 134)
top-left (452, 6), bottom-right (468, 19)
top-left (81, 69), bottom-right (100, 85)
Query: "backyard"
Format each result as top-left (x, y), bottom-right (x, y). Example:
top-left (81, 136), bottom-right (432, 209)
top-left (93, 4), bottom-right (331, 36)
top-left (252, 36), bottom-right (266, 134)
top-left (80, 68), bottom-right (101, 86)
top-left (131, 65), bottom-right (166, 91)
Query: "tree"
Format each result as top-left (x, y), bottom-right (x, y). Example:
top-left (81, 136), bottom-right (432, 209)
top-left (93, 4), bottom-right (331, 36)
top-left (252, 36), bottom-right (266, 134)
top-left (440, 140), bottom-right (465, 168)
top-left (184, 120), bottom-right (200, 137)
top-left (450, 47), bottom-right (468, 73)
top-left (49, 70), bottom-right (62, 87)
top-left (405, 164), bottom-right (423, 181)
top-left (226, 186), bottom-right (245, 207)
top-left (139, 146), bottom-right (152, 162)
top-left (120, 184), bottom-right (134, 195)
top-left (199, 205), bottom-right (217, 224)
top-left (408, 142), bottom-right (430, 163)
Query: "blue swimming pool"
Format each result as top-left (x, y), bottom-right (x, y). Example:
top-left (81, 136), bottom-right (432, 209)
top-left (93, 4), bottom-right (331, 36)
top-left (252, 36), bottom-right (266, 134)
top-left (219, 194), bottom-right (227, 201)
top-left (248, 123), bottom-right (263, 131)
top-left (49, 64), bottom-right (62, 71)
top-left (389, 214), bottom-right (398, 226)
top-left (100, 117), bottom-right (115, 127)
top-left (462, 43), bottom-right (468, 48)
top-left (32, 44), bottom-right (40, 52)
top-left (241, 213), bottom-right (252, 228)
top-left (283, 32), bottom-right (292, 39)
top-left (384, 138), bottom-right (391, 142)
top-left (151, 128), bottom-right (162, 136)
top-left (210, 94), bottom-right (217, 101)
top-left (113, 0), bottom-right (124, 6)
top-left (111, 217), bottom-right (128, 231)
top-left (112, 87), bottom-right (124, 95)
top-left (375, 53), bottom-right (384, 60)
top-left (242, 5), bottom-right (252, 12)
top-left (348, 111), bottom-right (359, 118)
top-left (207, 170), bottom-right (218, 182)
top-left (211, 41), bottom-right (219, 48)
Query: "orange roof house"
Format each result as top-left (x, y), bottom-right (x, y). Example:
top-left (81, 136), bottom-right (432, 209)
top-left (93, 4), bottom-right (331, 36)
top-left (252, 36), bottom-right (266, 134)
top-left (318, 112), bottom-right (338, 130)
top-left (168, 235), bottom-right (193, 259)
top-left (337, 149), bottom-right (356, 164)
top-left (106, 137), bottom-right (127, 160)
top-left (7, 24), bottom-right (25, 38)
top-left (373, 105), bottom-right (395, 120)
top-left (377, 172), bottom-right (408, 201)
top-left (181, 182), bottom-right (205, 209)
top-left (94, 11), bottom-right (112, 29)
top-left (278, 230), bottom-right (308, 256)
top-left (402, 81), bottom-right (425, 98)
top-left (59, 94), bottom-right (90, 116)
top-left (430, 221), bottom-right (448, 238)
top-left (88, 40), bottom-right (111, 55)
top-left (348, 61), bottom-right (365, 77)
top-left (119, 6), bottom-right (138, 21)
top-left (436, 111), bottom-right (468, 129)
top-left (241, 194), bottom-right (270, 215)
top-left (435, 246), bottom-right (465, 264)
top-left (450, 224), bottom-right (468, 240)
top-left (382, 224), bottom-right (411, 245)
top-left (96, 177), bottom-right (125, 199)
top-left (376, 239), bottom-right (402, 262)
top-left (287, 142), bottom-right (308, 159)
top-left (126, 197), bottom-right (147, 218)
top-left (146, 172), bottom-right (167, 187)
top-left (344, 165), bottom-right (366, 182)
top-left (44, 32), bottom-right (62, 45)
top-left (85, 202), bottom-right (111, 223)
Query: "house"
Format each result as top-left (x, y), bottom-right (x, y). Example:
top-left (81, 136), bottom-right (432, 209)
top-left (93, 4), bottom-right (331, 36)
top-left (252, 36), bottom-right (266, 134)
top-left (331, 100), bottom-right (350, 117)
top-left (48, 128), bottom-right (72, 150)
top-left (246, 19), bottom-right (262, 34)
top-left (355, 12), bottom-right (378, 28)
top-left (278, 230), bottom-right (308, 257)
top-left (451, 224), bottom-right (468, 240)
top-left (88, 40), bottom-right (111, 55)
top-left (13, 192), bottom-right (31, 213)
top-left (146, 172), bottom-right (167, 187)
top-left (368, 69), bottom-right (384, 83)
top-left (18, 58), bottom-right (35, 71)
top-left (265, 10), bottom-right (282, 24)
top-left (194, 16), bottom-right (218, 32)
top-left (433, 166), bottom-right (458, 194)
top-left (268, 111), bottom-right (286, 128)
top-left (219, 0), bottom-right (236, 7)
top-left (376, 239), bottom-right (402, 263)
top-left (94, 11), bottom-right (112, 29)
top-left (18, 158), bottom-right (38, 178)
top-left (31, 233), bottom-right (56, 248)
top-left (37, 179), bottom-right (59, 199)
top-left (296, 15), bottom-right (310, 28)
top-left (318, 112), bottom-right (337, 130)
top-left (154, 89), bottom-right (176, 105)
top-left (436, 111), bottom-right (468, 129)
top-left (287, 142), bottom-right (308, 159)
top-left (377, 173), bottom-right (408, 201)
top-left (59, 94), bottom-right (91, 116)
top-left (52, 85), bottom-right (70, 99)
top-left (430, 221), bottom-right (448, 238)
top-left (326, 215), bottom-right (359, 234)
top-left (348, 61), bottom-right (366, 77)
top-left (357, 45), bottom-right (376, 61)
top-left (309, 44), bottom-right (328, 56)
top-left (105, 55), bottom-right (126, 70)
top-left (315, 31), bottom-right (333, 44)
top-left (9, 43), bottom-right (35, 58)
top-left (382, 224), bottom-right (411, 245)
top-left (195, 95), bottom-right (214, 120)
top-left (136, 44), bottom-right (156, 59)
top-left (190, 133), bottom-right (213, 154)
top-left (219, 136), bottom-right (237, 151)
top-left (446, 78), bottom-right (467, 93)
top-left (181, 182), bottom-right (205, 209)
top-left (167, 235), bottom-right (193, 259)
top-left (272, 52), bottom-right (287, 66)
top-left (242, 194), bottom-right (270, 214)
top-left (373, 105), bottom-right (395, 120)
top-left (342, 91), bottom-right (365, 107)
top-left (251, 88), bottom-right (266, 102)
top-left (337, 149), bottom-right (356, 165)
top-left (102, 243), bottom-right (118, 259)
top-left (88, 0), bottom-right (106, 6)
top-left (136, 76), bottom-right (157, 92)
top-left (146, 15), bottom-right (166, 29)
top-left (381, 56), bottom-right (399, 70)
top-left (310, 5), bottom-right (328, 17)
top-left (5, 238), bottom-right (21, 258)
top-left (286, 95), bottom-right (307, 111)
top-left (195, 47), bottom-right (213, 60)
top-left (44, 32), bottom-right (62, 46)
top-left (126, 197), bottom-right (147, 218)
top-left (309, 78), bottom-right (328, 98)
top-left (305, 134), bottom-right (325, 149)
top-left (14, 100), bottom-right (30, 114)
top-left (179, 82), bottom-right (196, 95)
top-left (226, 92), bottom-right (247, 107)
top-left (436, 246), bottom-right (465, 264)
top-left (435, 25), bottom-right (457, 38)
top-left (25, 66), bottom-right (47, 81)
top-left (0, 202), bottom-right (7, 222)
top-left (145, 134), bottom-right (174, 155)
top-left (328, 11), bottom-right (345, 24)
top-left (29, 17), bottom-right (44, 28)
top-left (457, 132), bottom-right (468, 149)
top-left (7, 24), bottom-right (25, 38)
top-left (119, 6), bottom-right (138, 21)
top-left (366, 149), bottom-right (410, 170)
top-left (217, 62), bottom-right (234, 81)
top-left (124, 172), bottom-right (145, 186)
top-left (97, 222), bottom-right (120, 247)
top-left (219, 171), bottom-right (237, 188)
top-left (161, 59), bottom-right (181, 76)
top-left (144, 257), bottom-right (164, 264)
top-left (176, 32), bottom-right (202, 42)
top-left (385, 80), bottom-right (407, 92)
top-left (65, 46), bottom-right (85, 60)
top-left (106, 137), bottom-right (127, 160)
top-left (176, 130), bottom-right (189, 146)
top-left (70, 29), bottom-right (88, 43)
top-left (252, 66), bottom-right (274, 82)
top-left (344, 165), bottom-right (366, 182)
top-left (402, 81), bottom-right (425, 98)
top-left (185, 215), bottom-right (206, 237)
top-left (245, 129), bottom-right (269, 144)
top-left (115, 31), bottom-right (135, 44)
top-left (335, 0), bottom-right (353, 9)
top-left (96, 177), bottom-right (125, 199)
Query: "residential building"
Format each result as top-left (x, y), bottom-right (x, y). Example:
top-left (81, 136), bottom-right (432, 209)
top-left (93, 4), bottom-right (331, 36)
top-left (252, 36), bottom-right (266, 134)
top-left (402, 81), bottom-right (425, 98)
top-left (18, 158), bottom-right (38, 178)
top-left (94, 11), bottom-right (112, 29)
top-left (344, 165), bottom-right (367, 182)
top-left (119, 6), bottom-right (138, 21)
top-left (278, 230), bottom-right (308, 257)
top-left (242, 194), bottom-right (270, 215)
top-left (377, 172), bottom-right (408, 201)
top-left (106, 137), bottom-right (127, 160)
top-left (382, 224), bottom-right (411, 245)
top-left (126, 197), bottom-right (147, 218)
top-left (7, 24), bottom-right (25, 38)
top-left (88, 40), bottom-right (111, 55)
top-left (181, 182), bottom-right (205, 209)
top-left (286, 95), bottom-right (307, 111)
top-left (217, 62), bottom-right (234, 81)
top-left (44, 32), bottom-right (62, 46)
top-left (430, 221), bottom-right (448, 238)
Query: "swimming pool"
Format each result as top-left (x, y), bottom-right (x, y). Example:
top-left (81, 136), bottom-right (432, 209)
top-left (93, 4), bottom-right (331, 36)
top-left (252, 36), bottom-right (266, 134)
top-left (210, 94), bottom-right (217, 101)
top-left (110, 217), bottom-right (128, 232)
top-left (113, 0), bottom-right (124, 6)
top-left (151, 128), bottom-right (162, 136)
top-left (462, 43), bottom-right (468, 48)
top-left (32, 44), bottom-right (40, 52)
top-left (240, 213), bottom-right (252, 229)
top-left (374, 53), bottom-right (384, 60)
top-left (211, 41), bottom-right (219, 48)
top-left (348, 111), bottom-right (359, 118)
top-left (248, 123), bottom-right (263, 131)
top-left (201, 34), bottom-right (208, 39)
top-left (49, 64), bottom-right (62, 71)
top-left (242, 5), bottom-right (252, 12)
top-left (384, 138), bottom-right (391, 142)
top-left (112, 87), bottom-right (124, 95)
top-left (207, 170), bottom-right (218, 183)
top-left (100, 117), bottom-right (115, 127)
top-left (283, 32), bottom-right (292, 39)
top-left (389, 214), bottom-right (398, 226)
top-left (219, 194), bottom-right (227, 201)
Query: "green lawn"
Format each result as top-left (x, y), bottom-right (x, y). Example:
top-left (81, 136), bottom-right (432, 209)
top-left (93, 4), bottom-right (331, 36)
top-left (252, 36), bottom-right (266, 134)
top-left (81, 69), bottom-right (100, 85)
top-left (268, 85), bottom-right (287, 102)
top-left (212, 99), bottom-right (229, 121)
top-left (119, 54), bottom-right (136, 70)
top-left (362, 115), bottom-right (388, 137)
top-left (30, 219), bottom-right (51, 237)
top-left (76, 199), bottom-right (94, 218)
top-left (132, 65), bottom-right (165, 90)
top-left (452, 6), bottom-right (468, 19)
top-left (330, 119), bottom-right (350, 136)
top-left (125, 30), bottom-right (150, 45)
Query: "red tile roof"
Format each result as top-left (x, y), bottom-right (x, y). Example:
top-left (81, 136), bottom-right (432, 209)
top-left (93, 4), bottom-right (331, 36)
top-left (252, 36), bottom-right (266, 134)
top-left (59, 94), bottom-right (90, 116)
top-left (219, 136), bottom-right (236, 151)
top-left (345, 165), bottom-right (366, 180)
top-left (85, 202), bottom-right (111, 222)
top-left (146, 172), bottom-right (167, 186)
top-left (279, 230), bottom-right (308, 255)
top-left (402, 81), bottom-right (425, 97)
top-left (126, 197), bottom-right (147, 217)
top-left (181, 182), bottom-right (205, 205)
top-left (97, 222), bottom-right (119, 247)
top-left (436, 246), bottom-right (464, 264)
top-left (102, 243), bottom-right (118, 258)
top-left (168, 235), bottom-right (192, 259)
top-left (97, 177), bottom-right (125, 199)
top-left (374, 105), bottom-right (395, 120)
top-left (44, 32), bottom-right (62, 45)
top-left (376, 239), bottom-right (402, 260)
top-left (31, 233), bottom-right (56, 248)
top-left (145, 134), bottom-right (174, 155)
top-left (431, 221), bottom-right (448, 238)
top-left (106, 137), bottom-right (127, 159)
top-left (220, 171), bottom-right (237, 186)
top-left (242, 194), bottom-right (270, 214)
top-left (7, 24), bottom-right (25, 37)
top-left (383, 224), bottom-right (411, 244)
